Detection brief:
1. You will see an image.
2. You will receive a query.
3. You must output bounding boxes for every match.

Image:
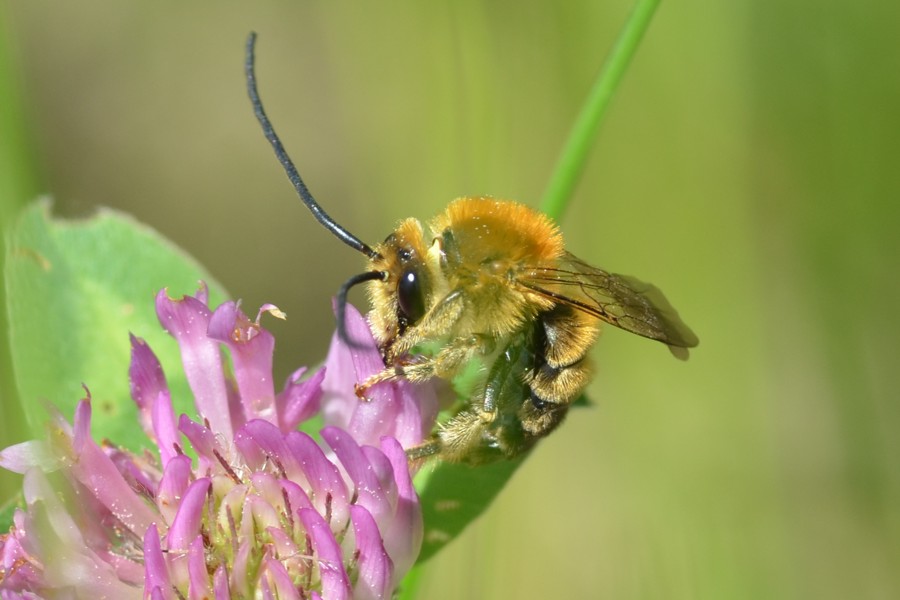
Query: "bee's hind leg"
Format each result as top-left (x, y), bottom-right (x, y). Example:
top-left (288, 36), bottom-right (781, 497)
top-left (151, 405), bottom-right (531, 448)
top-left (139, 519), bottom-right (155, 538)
top-left (405, 436), bottom-right (443, 464)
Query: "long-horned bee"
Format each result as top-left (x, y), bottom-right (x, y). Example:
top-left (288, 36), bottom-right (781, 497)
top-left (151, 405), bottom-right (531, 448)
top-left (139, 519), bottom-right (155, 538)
top-left (245, 33), bottom-right (698, 464)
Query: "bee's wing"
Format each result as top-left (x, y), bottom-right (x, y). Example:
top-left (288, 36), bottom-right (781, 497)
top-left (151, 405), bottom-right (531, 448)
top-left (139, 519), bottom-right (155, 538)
top-left (519, 252), bottom-right (699, 359)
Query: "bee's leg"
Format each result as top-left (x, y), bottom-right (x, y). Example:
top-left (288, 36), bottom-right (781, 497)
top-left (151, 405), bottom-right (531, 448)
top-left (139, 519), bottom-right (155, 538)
top-left (389, 290), bottom-right (466, 357)
top-left (354, 338), bottom-right (476, 399)
top-left (355, 293), bottom-right (472, 399)
top-left (353, 367), bottom-right (398, 400)
top-left (405, 436), bottom-right (442, 463)
top-left (396, 334), bottom-right (495, 383)
top-left (418, 408), bottom-right (494, 464)
top-left (353, 353), bottom-right (437, 399)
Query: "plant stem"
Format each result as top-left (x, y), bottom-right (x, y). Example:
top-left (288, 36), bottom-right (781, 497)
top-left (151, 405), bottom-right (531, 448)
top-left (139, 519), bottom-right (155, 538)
top-left (539, 0), bottom-right (660, 220)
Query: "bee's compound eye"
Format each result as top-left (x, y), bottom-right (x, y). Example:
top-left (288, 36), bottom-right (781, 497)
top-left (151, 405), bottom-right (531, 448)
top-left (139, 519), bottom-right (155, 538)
top-left (397, 269), bottom-right (426, 324)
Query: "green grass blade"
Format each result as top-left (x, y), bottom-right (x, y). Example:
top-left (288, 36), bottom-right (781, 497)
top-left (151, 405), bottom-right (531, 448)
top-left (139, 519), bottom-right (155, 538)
top-left (540, 0), bottom-right (660, 220)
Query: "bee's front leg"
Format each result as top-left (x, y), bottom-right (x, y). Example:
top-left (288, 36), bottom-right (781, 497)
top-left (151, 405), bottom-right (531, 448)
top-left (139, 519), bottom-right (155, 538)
top-left (354, 334), bottom-right (494, 400)
top-left (397, 333), bottom-right (495, 382)
top-left (353, 356), bottom-right (442, 401)
top-left (354, 369), bottom-right (393, 401)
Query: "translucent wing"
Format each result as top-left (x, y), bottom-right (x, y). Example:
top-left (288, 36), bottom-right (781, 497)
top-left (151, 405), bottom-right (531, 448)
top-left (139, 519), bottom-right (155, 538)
top-left (519, 252), bottom-right (699, 358)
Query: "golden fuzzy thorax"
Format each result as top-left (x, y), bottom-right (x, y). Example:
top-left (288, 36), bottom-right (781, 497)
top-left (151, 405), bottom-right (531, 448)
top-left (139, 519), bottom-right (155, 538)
top-left (430, 197), bottom-right (564, 268)
top-left (428, 198), bottom-right (564, 337)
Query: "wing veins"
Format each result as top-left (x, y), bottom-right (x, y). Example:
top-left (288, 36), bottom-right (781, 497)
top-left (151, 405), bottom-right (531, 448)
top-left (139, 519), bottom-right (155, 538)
top-left (518, 256), bottom-right (698, 351)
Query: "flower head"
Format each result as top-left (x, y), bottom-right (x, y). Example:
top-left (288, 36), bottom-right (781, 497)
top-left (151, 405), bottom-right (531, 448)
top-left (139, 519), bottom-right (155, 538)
top-left (1, 285), bottom-right (434, 599)
top-left (321, 301), bottom-right (439, 449)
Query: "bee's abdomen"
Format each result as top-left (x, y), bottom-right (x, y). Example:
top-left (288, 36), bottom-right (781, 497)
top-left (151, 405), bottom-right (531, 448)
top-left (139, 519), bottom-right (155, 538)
top-left (527, 359), bottom-right (593, 404)
top-left (539, 304), bottom-right (599, 369)
top-left (526, 304), bottom-right (599, 404)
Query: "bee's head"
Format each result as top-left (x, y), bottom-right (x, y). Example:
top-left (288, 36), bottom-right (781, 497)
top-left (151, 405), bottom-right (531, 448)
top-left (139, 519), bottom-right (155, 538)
top-left (363, 218), bottom-right (433, 348)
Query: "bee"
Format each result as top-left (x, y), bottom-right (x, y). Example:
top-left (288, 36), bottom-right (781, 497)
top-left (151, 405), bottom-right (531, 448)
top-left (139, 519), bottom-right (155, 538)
top-left (245, 33), bottom-right (698, 464)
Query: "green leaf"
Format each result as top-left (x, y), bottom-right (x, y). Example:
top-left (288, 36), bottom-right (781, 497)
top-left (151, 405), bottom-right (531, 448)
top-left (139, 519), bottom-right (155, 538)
top-left (415, 455), bottom-right (525, 564)
top-left (0, 492), bottom-right (22, 532)
top-left (5, 200), bottom-right (227, 449)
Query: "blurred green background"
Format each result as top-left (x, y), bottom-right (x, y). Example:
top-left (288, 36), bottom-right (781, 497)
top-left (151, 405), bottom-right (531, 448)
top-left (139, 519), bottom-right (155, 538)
top-left (2, 1), bottom-right (899, 598)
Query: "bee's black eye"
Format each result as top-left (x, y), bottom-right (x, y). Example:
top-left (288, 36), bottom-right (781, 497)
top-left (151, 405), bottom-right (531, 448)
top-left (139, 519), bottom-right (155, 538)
top-left (397, 269), bottom-right (426, 325)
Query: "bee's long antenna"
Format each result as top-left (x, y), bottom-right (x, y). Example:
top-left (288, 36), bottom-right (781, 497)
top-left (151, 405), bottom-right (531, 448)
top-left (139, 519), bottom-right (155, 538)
top-left (337, 270), bottom-right (388, 347)
top-left (246, 32), bottom-right (378, 260)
